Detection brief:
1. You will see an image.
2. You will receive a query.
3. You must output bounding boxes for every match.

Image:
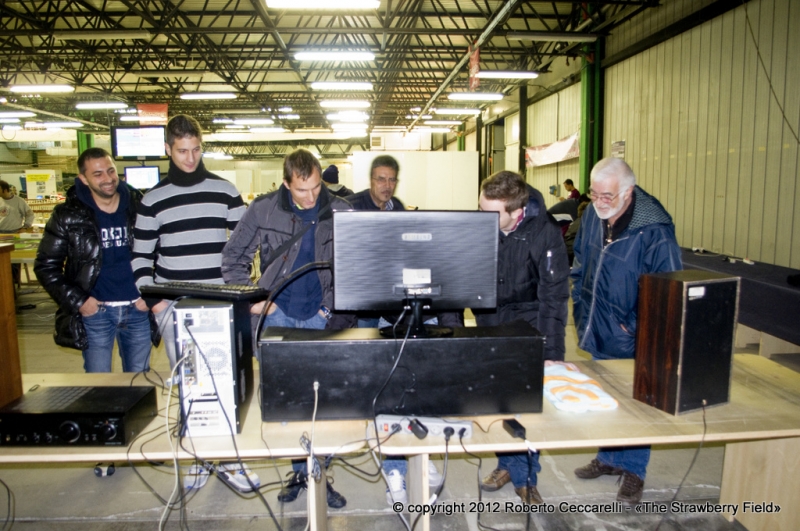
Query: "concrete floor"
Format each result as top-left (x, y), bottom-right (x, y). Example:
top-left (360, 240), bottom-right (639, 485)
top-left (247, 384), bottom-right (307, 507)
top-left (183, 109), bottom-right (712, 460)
top-left (2, 287), bottom-right (772, 530)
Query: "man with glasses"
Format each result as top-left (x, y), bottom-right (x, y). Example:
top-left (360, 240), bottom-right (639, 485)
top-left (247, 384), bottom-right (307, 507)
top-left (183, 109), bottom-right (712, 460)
top-left (346, 155), bottom-right (405, 211)
top-left (571, 157), bottom-right (682, 504)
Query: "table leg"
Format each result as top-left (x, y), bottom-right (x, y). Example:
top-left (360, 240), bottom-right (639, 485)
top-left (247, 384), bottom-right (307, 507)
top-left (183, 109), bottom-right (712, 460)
top-left (720, 437), bottom-right (799, 531)
top-left (408, 454), bottom-right (431, 531)
top-left (306, 456), bottom-right (328, 531)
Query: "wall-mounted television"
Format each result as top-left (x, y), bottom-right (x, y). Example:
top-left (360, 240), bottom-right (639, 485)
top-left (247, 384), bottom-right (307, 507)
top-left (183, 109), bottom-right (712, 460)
top-left (110, 125), bottom-right (167, 160)
top-left (124, 166), bottom-right (161, 190)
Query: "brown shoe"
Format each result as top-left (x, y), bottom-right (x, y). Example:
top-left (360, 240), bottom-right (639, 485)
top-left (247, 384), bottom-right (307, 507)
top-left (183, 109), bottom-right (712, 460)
top-left (616, 472), bottom-right (644, 505)
top-left (574, 459), bottom-right (624, 479)
top-left (514, 485), bottom-right (543, 504)
top-left (480, 468), bottom-right (511, 492)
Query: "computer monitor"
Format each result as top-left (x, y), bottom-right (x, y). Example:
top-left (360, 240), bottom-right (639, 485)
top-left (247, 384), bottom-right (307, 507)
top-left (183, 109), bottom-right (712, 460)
top-left (110, 125), bottom-right (167, 160)
top-left (332, 210), bottom-right (499, 336)
top-left (124, 166), bottom-right (160, 189)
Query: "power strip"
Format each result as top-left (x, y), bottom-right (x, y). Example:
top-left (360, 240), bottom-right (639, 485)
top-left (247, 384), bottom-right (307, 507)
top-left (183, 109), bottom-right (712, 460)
top-left (375, 414), bottom-right (473, 439)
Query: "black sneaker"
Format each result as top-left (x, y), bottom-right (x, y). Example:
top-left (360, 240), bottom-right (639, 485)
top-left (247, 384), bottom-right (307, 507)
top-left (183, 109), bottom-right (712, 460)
top-left (326, 479), bottom-right (347, 509)
top-left (277, 470), bottom-right (307, 503)
top-left (574, 459), bottom-right (624, 479)
top-left (616, 472), bottom-right (644, 505)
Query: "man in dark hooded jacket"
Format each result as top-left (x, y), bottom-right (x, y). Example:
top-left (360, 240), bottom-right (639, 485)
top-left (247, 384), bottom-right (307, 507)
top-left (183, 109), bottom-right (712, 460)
top-left (474, 170), bottom-right (570, 504)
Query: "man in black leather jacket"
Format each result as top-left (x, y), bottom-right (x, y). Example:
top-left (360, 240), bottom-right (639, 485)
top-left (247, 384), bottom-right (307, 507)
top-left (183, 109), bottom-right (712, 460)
top-left (34, 148), bottom-right (155, 373)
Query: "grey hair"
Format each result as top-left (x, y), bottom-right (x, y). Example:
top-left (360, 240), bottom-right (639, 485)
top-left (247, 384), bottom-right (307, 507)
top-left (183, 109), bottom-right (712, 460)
top-left (590, 157), bottom-right (636, 191)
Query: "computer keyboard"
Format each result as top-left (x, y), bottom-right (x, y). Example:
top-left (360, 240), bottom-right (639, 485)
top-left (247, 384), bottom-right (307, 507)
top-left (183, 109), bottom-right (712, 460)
top-left (140, 282), bottom-right (269, 303)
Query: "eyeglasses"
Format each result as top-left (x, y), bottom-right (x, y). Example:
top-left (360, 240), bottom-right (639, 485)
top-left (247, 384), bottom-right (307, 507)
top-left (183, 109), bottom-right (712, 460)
top-left (372, 177), bottom-right (398, 185)
top-left (589, 188), bottom-right (623, 203)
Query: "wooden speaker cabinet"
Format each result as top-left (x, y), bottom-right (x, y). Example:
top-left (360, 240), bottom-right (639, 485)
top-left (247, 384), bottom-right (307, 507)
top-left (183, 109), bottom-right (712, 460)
top-left (634, 270), bottom-right (739, 415)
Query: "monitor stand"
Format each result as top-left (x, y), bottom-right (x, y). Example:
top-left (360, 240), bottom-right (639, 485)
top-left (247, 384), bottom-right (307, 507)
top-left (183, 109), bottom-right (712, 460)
top-left (378, 298), bottom-right (453, 339)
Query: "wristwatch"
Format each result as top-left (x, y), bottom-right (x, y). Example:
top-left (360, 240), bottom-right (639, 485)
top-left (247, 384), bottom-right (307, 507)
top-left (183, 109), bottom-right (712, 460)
top-left (320, 305), bottom-right (332, 320)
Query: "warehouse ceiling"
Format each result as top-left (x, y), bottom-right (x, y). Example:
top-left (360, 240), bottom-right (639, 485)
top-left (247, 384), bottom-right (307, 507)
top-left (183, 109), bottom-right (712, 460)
top-left (0, 0), bottom-right (658, 145)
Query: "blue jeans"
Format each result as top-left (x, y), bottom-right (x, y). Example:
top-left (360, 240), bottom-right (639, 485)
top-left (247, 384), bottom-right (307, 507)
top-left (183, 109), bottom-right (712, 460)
top-left (596, 446), bottom-right (650, 480)
top-left (81, 303), bottom-right (151, 373)
top-left (497, 452), bottom-right (541, 488)
top-left (383, 457), bottom-right (407, 475)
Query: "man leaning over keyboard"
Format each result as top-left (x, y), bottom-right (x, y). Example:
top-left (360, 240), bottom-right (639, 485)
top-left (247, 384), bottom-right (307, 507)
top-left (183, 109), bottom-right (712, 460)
top-left (221, 147), bottom-right (354, 509)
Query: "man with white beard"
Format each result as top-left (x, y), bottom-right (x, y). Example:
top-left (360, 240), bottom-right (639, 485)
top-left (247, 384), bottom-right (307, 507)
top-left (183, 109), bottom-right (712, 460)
top-left (570, 157), bottom-right (682, 505)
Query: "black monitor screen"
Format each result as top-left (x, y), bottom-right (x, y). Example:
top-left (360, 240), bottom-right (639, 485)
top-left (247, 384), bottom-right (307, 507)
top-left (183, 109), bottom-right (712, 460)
top-left (124, 166), bottom-right (160, 189)
top-left (111, 125), bottom-right (167, 160)
top-left (332, 211), bottom-right (498, 313)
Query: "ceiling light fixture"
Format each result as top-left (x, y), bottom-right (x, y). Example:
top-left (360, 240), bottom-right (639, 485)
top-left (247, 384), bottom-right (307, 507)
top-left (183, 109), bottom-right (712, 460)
top-left (10, 85), bottom-right (74, 93)
top-left (278, 114), bottom-right (300, 120)
top-left (434, 108), bottom-right (482, 115)
top-left (53, 30), bottom-right (152, 41)
top-left (26, 121), bottom-right (83, 128)
top-left (311, 82), bottom-right (373, 91)
top-left (319, 100), bottom-right (371, 109)
top-left (119, 115), bottom-right (142, 121)
top-left (0, 118), bottom-right (20, 124)
top-left (0, 111), bottom-right (36, 118)
top-left (75, 102), bottom-right (129, 110)
top-left (267, 0), bottom-right (379, 8)
top-left (406, 114), bottom-right (433, 120)
top-left (475, 71), bottom-right (539, 79)
top-left (327, 111), bottom-right (369, 121)
top-left (295, 52), bottom-right (375, 61)
top-left (413, 127), bottom-right (453, 133)
top-left (180, 93), bottom-right (237, 100)
top-left (224, 125), bottom-right (247, 129)
top-left (2, 125), bottom-right (22, 131)
top-left (424, 120), bottom-right (462, 125)
top-left (277, 106), bottom-right (293, 112)
top-left (447, 92), bottom-right (504, 101)
top-left (249, 127), bottom-right (288, 133)
top-left (213, 118), bottom-right (234, 124)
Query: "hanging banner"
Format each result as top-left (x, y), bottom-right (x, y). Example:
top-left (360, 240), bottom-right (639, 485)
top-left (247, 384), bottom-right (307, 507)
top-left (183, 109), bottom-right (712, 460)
top-left (137, 103), bottom-right (169, 125)
top-left (469, 45), bottom-right (480, 90)
top-left (525, 131), bottom-right (580, 167)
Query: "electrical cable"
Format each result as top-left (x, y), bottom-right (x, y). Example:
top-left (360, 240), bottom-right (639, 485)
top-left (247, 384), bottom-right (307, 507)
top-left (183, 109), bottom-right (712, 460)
top-left (411, 432), bottom-right (452, 531)
top-left (742, 0), bottom-right (800, 145)
top-left (459, 431), bottom-right (503, 531)
top-left (655, 402), bottom-right (708, 531)
top-left (0, 476), bottom-right (14, 531)
top-left (183, 324), bottom-right (284, 531)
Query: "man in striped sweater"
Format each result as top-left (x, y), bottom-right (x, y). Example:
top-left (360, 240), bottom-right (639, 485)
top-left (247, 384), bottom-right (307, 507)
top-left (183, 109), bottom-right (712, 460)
top-left (132, 115), bottom-right (246, 369)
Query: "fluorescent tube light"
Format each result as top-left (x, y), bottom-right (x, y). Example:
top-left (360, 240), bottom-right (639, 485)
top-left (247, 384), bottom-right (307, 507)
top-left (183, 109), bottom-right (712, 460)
top-left (53, 30), bottom-right (151, 41)
top-left (249, 127), bottom-right (288, 133)
top-left (10, 85), bottom-right (74, 93)
top-left (475, 71), bottom-right (539, 79)
top-left (311, 82), bottom-right (373, 91)
top-left (119, 115), bottom-right (142, 121)
top-left (180, 93), bottom-right (237, 100)
top-left (424, 120), bottom-right (462, 125)
top-left (319, 100), bottom-right (371, 109)
top-left (75, 102), bottom-right (129, 110)
top-left (447, 92), bottom-right (503, 101)
top-left (267, 0), bottom-right (379, 8)
top-left (0, 112), bottom-right (36, 118)
top-left (296, 52), bottom-right (375, 61)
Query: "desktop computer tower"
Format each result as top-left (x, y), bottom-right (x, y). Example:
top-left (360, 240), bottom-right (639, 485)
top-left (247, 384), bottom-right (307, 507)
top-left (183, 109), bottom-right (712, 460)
top-left (174, 299), bottom-right (253, 436)
top-left (634, 270), bottom-right (739, 415)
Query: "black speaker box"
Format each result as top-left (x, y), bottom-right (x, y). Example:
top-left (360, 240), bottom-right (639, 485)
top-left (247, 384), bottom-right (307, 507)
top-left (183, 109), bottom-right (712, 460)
top-left (258, 321), bottom-right (544, 422)
top-left (634, 270), bottom-right (739, 415)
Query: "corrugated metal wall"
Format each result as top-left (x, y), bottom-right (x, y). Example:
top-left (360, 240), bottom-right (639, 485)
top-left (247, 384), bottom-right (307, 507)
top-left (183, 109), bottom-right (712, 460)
top-left (526, 83), bottom-right (583, 209)
top-left (604, 0), bottom-right (800, 268)
top-left (606, 0), bottom-right (718, 57)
